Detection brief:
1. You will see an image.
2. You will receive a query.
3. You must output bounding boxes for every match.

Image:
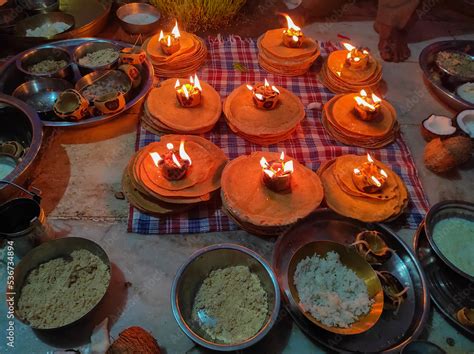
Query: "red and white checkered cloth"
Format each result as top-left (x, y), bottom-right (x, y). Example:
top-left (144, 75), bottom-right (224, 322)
top-left (128, 36), bottom-right (429, 234)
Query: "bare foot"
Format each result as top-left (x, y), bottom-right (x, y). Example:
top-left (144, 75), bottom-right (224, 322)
top-left (374, 22), bottom-right (411, 63)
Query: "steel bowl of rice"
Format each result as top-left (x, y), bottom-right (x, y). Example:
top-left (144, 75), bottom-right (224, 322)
top-left (425, 200), bottom-right (474, 282)
top-left (287, 240), bottom-right (384, 335)
top-left (16, 45), bottom-right (73, 79)
top-left (171, 243), bottom-right (280, 351)
top-left (73, 40), bottom-right (121, 75)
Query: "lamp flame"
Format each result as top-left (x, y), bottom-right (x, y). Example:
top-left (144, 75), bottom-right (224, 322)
top-left (166, 143), bottom-right (174, 150)
top-left (372, 93), bottom-right (382, 103)
top-left (280, 151), bottom-right (285, 161)
top-left (182, 85), bottom-right (189, 99)
top-left (172, 153), bottom-right (181, 168)
top-left (159, 30), bottom-right (164, 41)
top-left (367, 153), bottom-right (374, 163)
top-left (246, 84), bottom-right (254, 91)
top-left (192, 74), bottom-right (202, 91)
top-left (179, 140), bottom-right (192, 165)
top-left (380, 169), bottom-right (388, 178)
top-left (354, 168), bottom-right (361, 175)
top-left (150, 152), bottom-right (162, 167)
top-left (175, 79), bottom-right (180, 88)
top-left (255, 93), bottom-right (264, 101)
top-left (171, 20), bottom-right (180, 38)
top-left (343, 43), bottom-right (355, 51)
top-left (264, 78), bottom-right (270, 87)
top-left (260, 156), bottom-right (270, 169)
top-left (371, 175), bottom-right (382, 187)
top-left (283, 160), bottom-right (294, 173)
top-left (272, 85), bottom-right (280, 94)
top-left (292, 35), bottom-right (299, 42)
top-left (167, 36), bottom-right (171, 47)
top-left (284, 14), bottom-right (301, 31)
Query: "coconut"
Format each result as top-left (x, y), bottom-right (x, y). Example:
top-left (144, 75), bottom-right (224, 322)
top-left (443, 135), bottom-right (472, 165)
top-left (456, 109), bottom-right (474, 138)
top-left (107, 327), bottom-right (161, 354)
top-left (420, 114), bottom-right (457, 142)
top-left (424, 138), bottom-right (458, 173)
top-left (457, 82), bottom-right (474, 105)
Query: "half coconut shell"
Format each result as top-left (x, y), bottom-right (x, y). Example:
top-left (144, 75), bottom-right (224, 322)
top-left (421, 114), bottom-right (457, 142)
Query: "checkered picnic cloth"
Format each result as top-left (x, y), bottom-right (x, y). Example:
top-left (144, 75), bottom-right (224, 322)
top-left (128, 36), bottom-right (429, 234)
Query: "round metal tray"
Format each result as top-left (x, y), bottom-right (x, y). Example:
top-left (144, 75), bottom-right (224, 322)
top-left (413, 221), bottom-right (474, 338)
top-left (419, 40), bottom-right (474, 112)
top-left (273, 209), bottom-right (430, 353)
top-left (0, 38), bottom-right (154, 128)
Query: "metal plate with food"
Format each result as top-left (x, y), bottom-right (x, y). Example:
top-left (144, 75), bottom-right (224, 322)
top-left (419, 40), bottom-right (474, 111)
top-left (0, 38), bottom-right (154, 128)
top-left (273, 209), bottom-right (429, 353)
top-left (413, 221), bottom-right (474, 337)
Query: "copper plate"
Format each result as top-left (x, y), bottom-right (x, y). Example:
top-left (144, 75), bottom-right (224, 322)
top-left (273, 208), bottom-right (429, 353)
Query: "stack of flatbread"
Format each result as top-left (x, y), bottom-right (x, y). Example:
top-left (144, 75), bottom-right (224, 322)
top-left (322, 93), bottom-right (399, 148)
top-left (142, 79), bottom-right (222, 135)
top-left (223, 84), bottom-right (305, 145)
top-left (257, 28), bottom-right (320, 76)
top-left (318, 154), bottom-right (408, 223)
top-left (122, 135), bottom-right (228, 216)
top-left (143, 32), bottom-right (207, 77)
top-left (221, 151), bottom-right (324, 236)
top-left (320, 49), bottom-right (382, 93)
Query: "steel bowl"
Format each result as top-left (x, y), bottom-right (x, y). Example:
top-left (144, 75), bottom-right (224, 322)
top-left (401, 340), bottom-right (446, 354)
top-left (75, 69), bottom-right (132, 102)
top-left (425, 200), bottom-right (474, 282)
top-left (12, 78), bottom-right (73, 114)
top-left (287, 240), bottom-right (384, 335)
top-left (73, 39), bottom-right (120, 75)
top-left (16, 45), bottom-right (72, 79)
top-left (171, 243), bottom-right (280, 351)
top-left (12, 237), bottom-right (111, 330)
top-left (116, 2), bottom-right (161, 35)
top-left (15, 12), bottom-right (75, 38)
top-left (16, 0), bottom-right (59, 13)
top-left (0, 94), bottom-right (42, 202)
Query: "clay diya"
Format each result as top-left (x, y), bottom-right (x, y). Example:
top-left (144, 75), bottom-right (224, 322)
top-left (317, 154), bottom-right (408, 223)
top-left (53, 89), bottom-right (89, 121)
top-left (221, 151), bottom-right (324, 236)
top-left (119, 47), bottom-right (146, 66)
top-left (118, 64), bottom-right (142, 89)
top-left (142, 76), bottom-right (221, 135)
top-left (94, 91), bottom-right (126, 115)
top-left (257, 14), bottom-right (320, 76)
top-left (322, 91), bottom-right (399, 148)
top-left (224, 81), bottom-right (305, 145)
top-left (159, 21), bottom-right (181, 55)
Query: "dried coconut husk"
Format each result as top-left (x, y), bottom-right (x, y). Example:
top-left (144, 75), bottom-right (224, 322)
top-left (259, 30), bottom-right (319, 60)
top-left (423, 138), bottom-right (460, 173)
top-left (221, 152), bottom-right (324, 227)
top-left (327, 50), bottom-right (379, 82)
top-left (442, 136), bottom-right (472, 165)
top-left (107, 326), bottom-right (161, 354)
top-left (145, 79), bottom-right (221, 134)
top-left (224, 84), bottom-right (305, 137)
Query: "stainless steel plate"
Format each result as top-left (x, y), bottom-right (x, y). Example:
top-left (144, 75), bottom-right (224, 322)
top-left (273, 209), bottom-right (430, 353)
top-left (413, 222), bottom-right (474, 338)
top-left (419, 40), bottom-right (474, 111)
top-left (0, 38), bottom-right (154, 128)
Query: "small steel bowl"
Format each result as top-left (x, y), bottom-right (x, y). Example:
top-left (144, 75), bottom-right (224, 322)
top-left (12, 78), bottom-right (73, 114)
top-left (425, 200), bottom-right (474, 282)
top-left (12, 237), bottom-right (112, 330)
top-left (15, 12), bottom-right (75, 38)
top-left (171, 244), bottom-right (280, 351)
top-left (16, 45), bottom-right (72, 79)
top-left (401, 340), bottom-right (446, 354)
top-left (116, 3), bottom-right (161, 35)
top-left (16, 0), bottom-right (59, 13)
top-left (75, 69), bottom-right (132, 102)
top-left (287, 240), bottom-right (384, 335)
top-left (73, 40), bottom-right (121, 75)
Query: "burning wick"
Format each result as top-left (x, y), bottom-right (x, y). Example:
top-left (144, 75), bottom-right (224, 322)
top-left (354, 89), bottom-right (382, 121)
top-left (352, 153), bottom-right (388, 193)
top-left (175, 74), bottom-right (202, 108)
top-left (282, 14), bottom-right (304, 48)
top-left (149, 141), bottom-right (192, 181)
top-left (260, 151), bottom-right (294, 192)
top-left (246, 79), bottom-right (280, 110)
top-left (343, 43), bottom-right (370, 70)
top-left (159, 20), bottom-right (181, 55)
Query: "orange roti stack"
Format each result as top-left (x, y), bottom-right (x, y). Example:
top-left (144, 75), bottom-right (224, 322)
top-left (143, 32), bottom-right (207, 77)
top-left (318, 154), bottom-right (408, 223)
top-left (221, 151), bottom-right (324, 236)
top-left (322, 93), bottom-right (399, 148)
top-left (122, 135), bottom-right (228, 216)
top-left (320, 50), bottom-right (382, 93)
top-left (223, 84), bottom-right (305, 145)
top-left (142, 79), bottom-right (222, 135)
top-left (257, 29), bottom-right (320, 76)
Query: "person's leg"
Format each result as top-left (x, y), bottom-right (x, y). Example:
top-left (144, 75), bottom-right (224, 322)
top-left (375, 0), bottom-right (420, 62)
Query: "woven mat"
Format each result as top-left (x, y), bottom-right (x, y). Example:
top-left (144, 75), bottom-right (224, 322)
top-left (128, 36), bottom-right (429, 234)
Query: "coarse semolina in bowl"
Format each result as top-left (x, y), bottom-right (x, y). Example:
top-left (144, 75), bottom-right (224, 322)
top-left (171, 243), bottom-right (280, 351)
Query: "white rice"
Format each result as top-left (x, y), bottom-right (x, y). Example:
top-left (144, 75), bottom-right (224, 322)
top-left (294, 251), bottom-right (373, 328)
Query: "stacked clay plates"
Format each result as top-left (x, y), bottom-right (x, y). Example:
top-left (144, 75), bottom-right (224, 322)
top-left (322, 94), bottom-right (399, 148)
top-left (223, 84), bottom-right (305, 145)
top-left (257, 29), bottom-right (320, 76)
top-left (221, 152), bottom-right (324, 236)
top-left (320, 50), bottom-right (382, 93)
top-left (318, 154), bottom-right (408, 223)
top-left (142, 79), bottom-right (222, 134)
top-left (122, 135), bottom-right (228, 215)
top-left (143, 32), bottom-right (207, 77)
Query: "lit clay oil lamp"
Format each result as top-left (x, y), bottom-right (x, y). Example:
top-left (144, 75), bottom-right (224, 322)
top-left (260, 151), bottom-right (294, 192)
top-left (352, 153), bottom-right (388, 194)
top-left (343, 43), bottom-right (370, 70)
top-left (246, 79), bottom-right (280, 110)
top-left (282, 14), bottom-right (303, 48)
top-left (456, 307), bottom-right (474, 327)
top-left (376, 270), bottom-right (409, 314)
top-left (354, 89), bottom-right (382, 121)
top-left (175, 74), bottom-right (202, 108)
top-left (150, 140), bottom-right (192, 181)
top-left (159, 20), bottom-right (181, 55)
top-left (351, 230), bottom-right (393, 264)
